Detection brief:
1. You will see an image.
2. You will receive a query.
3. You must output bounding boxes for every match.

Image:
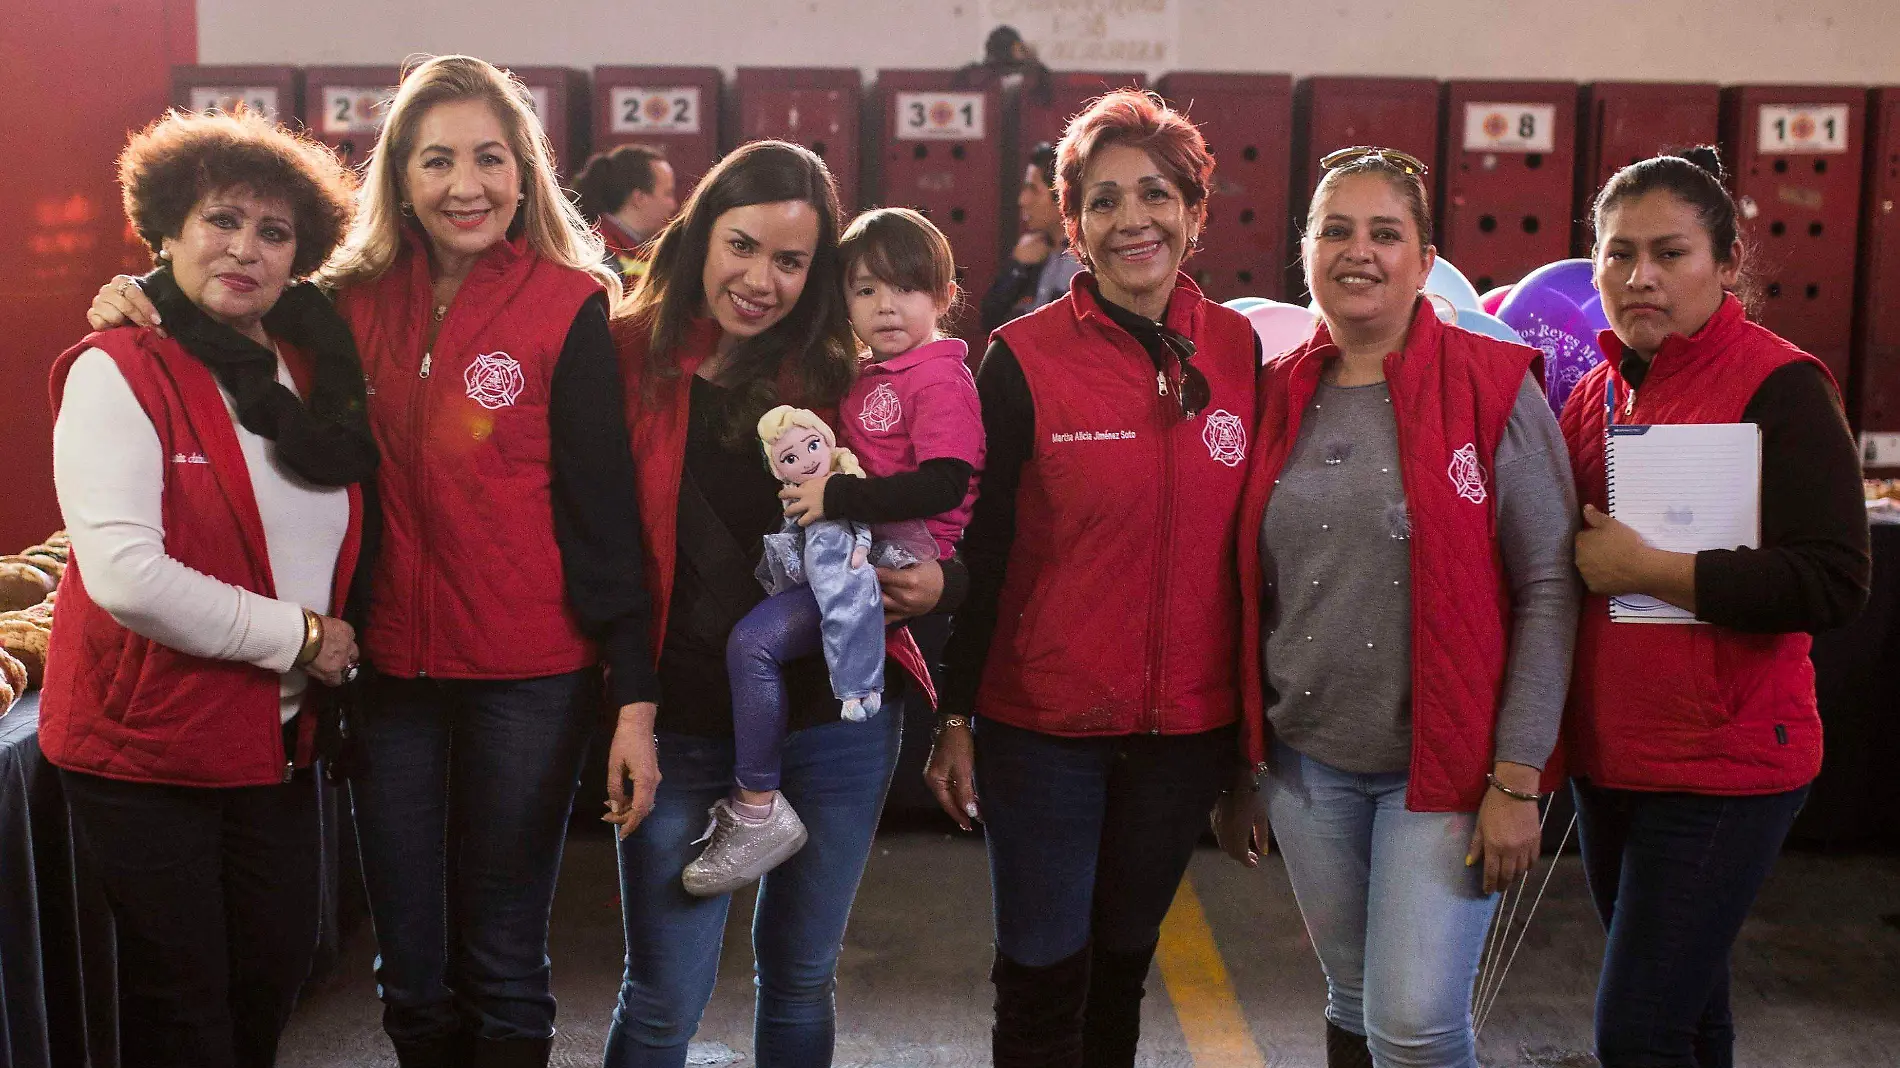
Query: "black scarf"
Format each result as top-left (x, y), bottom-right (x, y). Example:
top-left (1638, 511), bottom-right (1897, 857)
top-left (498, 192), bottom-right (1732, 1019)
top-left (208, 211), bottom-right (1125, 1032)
top-left (139, 266), bottom-right (379, 486)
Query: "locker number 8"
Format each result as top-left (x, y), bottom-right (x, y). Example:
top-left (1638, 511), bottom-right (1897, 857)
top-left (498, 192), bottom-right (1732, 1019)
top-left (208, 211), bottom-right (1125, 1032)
top-left (1462, 103), bottom-right (1555, 153)
top-left (612, 87), bottom-right (700, 135)
top-left (895, 92), bottom-right (984, 141)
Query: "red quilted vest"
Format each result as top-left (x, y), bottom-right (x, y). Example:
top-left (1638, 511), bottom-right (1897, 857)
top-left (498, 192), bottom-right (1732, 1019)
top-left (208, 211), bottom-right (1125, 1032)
top-left (339, 233), bottom-right (603, 680)
top-left (41, 328), bottom-right (363, 787)
top-left (616, 318), bottom-right (934, 701)
top-left (1238, 300), bottom-right (1552, 812)
top-left (1559, 294), bottom-right (1832, 795)
top-left (979, 274), bottom-right (1256, 737)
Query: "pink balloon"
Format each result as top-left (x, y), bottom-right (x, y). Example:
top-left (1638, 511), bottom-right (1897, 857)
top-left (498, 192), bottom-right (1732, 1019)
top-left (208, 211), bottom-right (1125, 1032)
top-left (1242, 301), bottom-right (1319, 362)
top-left (1481, 285), bottom-right (1514, 316)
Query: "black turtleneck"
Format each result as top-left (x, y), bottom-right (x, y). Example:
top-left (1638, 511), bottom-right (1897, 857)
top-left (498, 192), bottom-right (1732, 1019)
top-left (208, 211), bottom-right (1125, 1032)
top-left (1617, 352), bottom-right (1869, 633)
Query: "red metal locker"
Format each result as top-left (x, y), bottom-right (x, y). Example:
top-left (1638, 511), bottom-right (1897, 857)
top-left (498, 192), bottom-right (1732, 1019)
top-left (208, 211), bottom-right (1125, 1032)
top-left (1579, 82), bottom-right (1721, 193)
top-left (735, 68), bottom-right (862, 212)
top-left (1579, 82), bottom-right (1720, 252)
top-left (1853, 87), bottom-right (1900, 449)
top-left (302, 66), bottom-right (401, 167)
top-left (1721, 85), bottom-right (1867, 384)
top-left (171, 65), bottom-right (301, 124)
top-left (1016, 70), bottom-right (1147, 156)
top-left (507, 66), bottom-right (588, 175)
top-left (1158, 72), bottom-right (1293, 302)
top-left (1441, 81), bottom-right (1579, 293)
top-left (591, 67), bottom-right (722, 199)
top-left (1292, 77), bottom-right (1441, 297)
top-left (874, 70), bottom-right (1005, 345)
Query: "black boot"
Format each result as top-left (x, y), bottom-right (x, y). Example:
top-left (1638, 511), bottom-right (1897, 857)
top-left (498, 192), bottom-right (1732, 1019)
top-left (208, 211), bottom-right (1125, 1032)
top-left (1081, 940), bottom-right (1158, 1068)
top-left (1326, 1019), bottom-right (1374, 1068)
top-left (991, 944), bottom-right (1090, 1068)
top-left (470, 1034), bottom-right (553, 1068)
top-left (390, 1033), bottom-right (472, 1068)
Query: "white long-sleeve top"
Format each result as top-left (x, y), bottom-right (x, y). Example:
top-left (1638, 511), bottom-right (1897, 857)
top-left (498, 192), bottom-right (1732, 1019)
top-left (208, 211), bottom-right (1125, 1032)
top-left (52, 347), bottom-right (351, 723)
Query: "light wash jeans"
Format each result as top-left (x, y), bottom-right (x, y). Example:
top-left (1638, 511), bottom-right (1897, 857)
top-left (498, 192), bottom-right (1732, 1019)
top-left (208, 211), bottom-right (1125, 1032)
top-left (1263, 740), bottom-right (1496, 1068)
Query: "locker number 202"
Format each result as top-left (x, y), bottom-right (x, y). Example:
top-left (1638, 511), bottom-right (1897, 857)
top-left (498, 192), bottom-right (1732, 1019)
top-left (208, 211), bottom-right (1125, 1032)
top-left (611, 88), bottom-right (701, 135)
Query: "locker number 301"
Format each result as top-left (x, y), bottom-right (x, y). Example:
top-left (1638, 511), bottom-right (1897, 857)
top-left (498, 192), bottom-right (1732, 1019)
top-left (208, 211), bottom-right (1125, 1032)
top-left (1757, 105), bottom-right (1849, 154)
top-left (895, 92), bottom-right (984, 141)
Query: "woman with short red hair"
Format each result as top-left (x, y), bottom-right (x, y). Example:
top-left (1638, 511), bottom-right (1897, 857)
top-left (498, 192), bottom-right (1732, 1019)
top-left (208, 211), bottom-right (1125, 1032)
top-left (931, 89), bottom-right (1260, 1067)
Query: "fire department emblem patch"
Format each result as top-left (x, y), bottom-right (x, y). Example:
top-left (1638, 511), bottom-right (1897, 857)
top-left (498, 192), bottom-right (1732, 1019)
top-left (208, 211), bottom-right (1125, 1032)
top-left (1448, 442), bottom-right (1488, 504)
top-left (1202, 409), bottom-right (1247, 467)
top-left (464, 352), bottom-right (524, 410)
top-left (859, 382), bottom-right (902, 433)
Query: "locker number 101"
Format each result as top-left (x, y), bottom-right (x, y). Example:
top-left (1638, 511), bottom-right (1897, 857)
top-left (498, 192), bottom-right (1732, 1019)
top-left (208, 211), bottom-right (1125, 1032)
top-left (1757, 105), bottom-right (1849, 154)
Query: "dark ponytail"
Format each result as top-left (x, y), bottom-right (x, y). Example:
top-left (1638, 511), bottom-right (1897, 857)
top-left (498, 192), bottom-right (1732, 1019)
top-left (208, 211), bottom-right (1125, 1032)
top-left (1592, 145), bottom-right (1757, 310)
top-left (574, 143), bottom-right (665, 221)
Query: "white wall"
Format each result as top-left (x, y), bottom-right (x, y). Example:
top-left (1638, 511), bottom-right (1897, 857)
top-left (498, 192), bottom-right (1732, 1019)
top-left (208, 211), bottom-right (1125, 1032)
top-left (198, 0), bottom-right (1900, 84)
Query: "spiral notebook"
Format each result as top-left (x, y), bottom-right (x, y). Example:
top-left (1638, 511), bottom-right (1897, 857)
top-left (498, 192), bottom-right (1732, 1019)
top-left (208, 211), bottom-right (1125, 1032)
top-left (1606, 423), bottom-right (1761, 624)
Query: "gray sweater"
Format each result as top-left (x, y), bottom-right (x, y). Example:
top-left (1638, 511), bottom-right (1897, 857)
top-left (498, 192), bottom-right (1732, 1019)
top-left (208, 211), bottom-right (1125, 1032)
top-left (1258, 373), bottom-right (1579, 774)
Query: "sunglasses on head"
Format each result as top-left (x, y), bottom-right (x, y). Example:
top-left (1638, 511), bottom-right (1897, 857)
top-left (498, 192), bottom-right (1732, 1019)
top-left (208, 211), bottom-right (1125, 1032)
top-left (1320, 146), bottom-right (1430, 178)
top-left (1156, 324), bottom-right (1211, 421)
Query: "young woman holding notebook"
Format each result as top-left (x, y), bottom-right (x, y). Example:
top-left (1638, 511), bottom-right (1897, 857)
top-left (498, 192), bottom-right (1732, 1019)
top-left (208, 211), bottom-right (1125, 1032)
top-left (1558, 147), bottom-right (1870, 1068)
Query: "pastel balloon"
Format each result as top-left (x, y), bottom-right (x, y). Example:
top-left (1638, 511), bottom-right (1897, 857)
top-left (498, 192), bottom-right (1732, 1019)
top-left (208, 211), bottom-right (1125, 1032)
top-left (1424, 257), bottom-right (1483, 312)
top-left (1223, 296), bottom-right (1272, 313)
top-left (1496, 259), bottom-right (1611, 415)
top-left (1480, 285), bottom-right (1513, 315)
top-left (1454, 309), bottom-right (1526, 345)
top-left (1242, 300), bottom-right (1319, 362)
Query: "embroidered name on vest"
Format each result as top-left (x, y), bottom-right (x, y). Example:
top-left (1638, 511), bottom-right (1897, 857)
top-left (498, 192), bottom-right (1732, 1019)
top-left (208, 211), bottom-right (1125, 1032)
top-left (1050, 429), bottom-right (1137, 443)
top-left (1448, 442), bottom-right (1488, 503)
top-left (1202, 409), bottom-right (1247, 467)
top-left (171, 452), bottom-right (209, 465)
top-left (859, 382), bottom-right (901, 433)
top-left (465, 352), bottom-right (524, 409)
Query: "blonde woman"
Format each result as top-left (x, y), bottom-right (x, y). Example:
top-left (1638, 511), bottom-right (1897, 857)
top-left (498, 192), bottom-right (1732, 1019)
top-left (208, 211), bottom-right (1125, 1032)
top-left (87, 54), bottom-right (657, 1068)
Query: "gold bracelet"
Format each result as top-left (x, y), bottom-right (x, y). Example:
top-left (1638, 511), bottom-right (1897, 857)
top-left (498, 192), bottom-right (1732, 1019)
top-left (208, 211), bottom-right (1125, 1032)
top-left (932, 714), bottom-right (972, 738)
top-left (292, 609), bottom-right (323, 669)
top-left (1485, 772), bottom-right (1541, 803)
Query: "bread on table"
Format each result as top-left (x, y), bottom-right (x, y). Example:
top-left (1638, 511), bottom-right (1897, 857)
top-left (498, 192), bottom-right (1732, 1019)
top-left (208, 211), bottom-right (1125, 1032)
top-left (0, 560), bottom-right (54, 612)
top-left (7, 552), bottom-right (64, 585)
top-left (0, 646), bottom-right (26, 701)
top-left (0, 619), bottom-right (50, 690)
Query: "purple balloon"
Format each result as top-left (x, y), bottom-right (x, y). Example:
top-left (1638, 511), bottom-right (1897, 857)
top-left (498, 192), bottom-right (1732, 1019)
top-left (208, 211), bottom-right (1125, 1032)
top-left (1495, 259), bottom-right (1611, 416)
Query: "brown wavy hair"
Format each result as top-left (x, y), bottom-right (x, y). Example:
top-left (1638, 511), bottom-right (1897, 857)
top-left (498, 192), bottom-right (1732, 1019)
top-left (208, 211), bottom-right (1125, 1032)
top-left (118, 107), bottom-right (357, 278)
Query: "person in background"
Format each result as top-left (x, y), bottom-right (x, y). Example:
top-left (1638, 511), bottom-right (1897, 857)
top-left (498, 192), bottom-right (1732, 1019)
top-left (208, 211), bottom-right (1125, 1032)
top-left (980, 141), bottom-right (1083, 334)
top-left (931, 89), bottom-right (1258, 1068)
top-left (52, 107), bottom-right (372, 1068)
top-left (1560, 147), bottom-right (1869, 1068)
top-left (1218, 146), bottom-right (1578, 1068)
top-left (576, 143), bottom-right (679, 284)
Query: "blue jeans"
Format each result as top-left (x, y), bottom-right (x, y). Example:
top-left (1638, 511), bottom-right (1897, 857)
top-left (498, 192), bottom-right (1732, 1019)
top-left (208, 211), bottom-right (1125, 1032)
top-left (349, 671), bottom-right (595, 1047)
top-left (1573, 780), bottom-right (1809, 1068)
top-left (1262, 741), bottom-right (1496, 1068)
top-left (603, 712), bottom-right (902, 1068)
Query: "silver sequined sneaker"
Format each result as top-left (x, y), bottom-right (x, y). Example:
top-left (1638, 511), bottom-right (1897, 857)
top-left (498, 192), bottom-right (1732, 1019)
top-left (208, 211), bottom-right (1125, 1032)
top-left (681, 797), bottom-right (809, 897)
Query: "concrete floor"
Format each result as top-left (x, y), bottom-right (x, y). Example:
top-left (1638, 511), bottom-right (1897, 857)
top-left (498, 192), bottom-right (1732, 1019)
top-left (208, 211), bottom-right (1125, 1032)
top-left (278, 826), bottom-right (1900, 1068)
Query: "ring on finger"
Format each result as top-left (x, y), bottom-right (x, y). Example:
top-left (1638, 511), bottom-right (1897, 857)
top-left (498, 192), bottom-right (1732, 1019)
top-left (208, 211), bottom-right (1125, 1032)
top-left (116, 279), bottom-right (136, 297)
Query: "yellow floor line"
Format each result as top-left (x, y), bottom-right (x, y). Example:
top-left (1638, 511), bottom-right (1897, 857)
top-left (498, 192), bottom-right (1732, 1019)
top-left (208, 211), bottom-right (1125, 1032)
top-left (1156, 875), bottom-right (1267, 1067)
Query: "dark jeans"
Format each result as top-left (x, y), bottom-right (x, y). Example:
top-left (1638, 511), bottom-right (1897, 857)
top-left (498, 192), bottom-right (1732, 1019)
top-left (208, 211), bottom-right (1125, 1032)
top-left (349, 671), bottom-right (595, 1049)
top-left (1573, 779), bottom-right (1811, 1068)
top-left (976, 718), bottom-right (1235, 963)
top-left (604, 712), bottom-right (902, 1068)
top-left (60, 767), bottom-right (320, 1068)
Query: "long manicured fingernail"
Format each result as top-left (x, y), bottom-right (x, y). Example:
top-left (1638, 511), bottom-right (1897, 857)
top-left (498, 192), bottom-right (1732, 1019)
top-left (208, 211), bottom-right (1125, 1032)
top-left (964, 803), bottom-right (978, 818)
top-left (1464, 854), bottom-right (1475, 866)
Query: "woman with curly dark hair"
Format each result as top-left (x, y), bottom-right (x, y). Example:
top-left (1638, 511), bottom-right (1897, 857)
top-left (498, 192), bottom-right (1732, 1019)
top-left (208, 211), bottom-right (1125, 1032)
top-left (44, 106), bottom-right (374, 1068)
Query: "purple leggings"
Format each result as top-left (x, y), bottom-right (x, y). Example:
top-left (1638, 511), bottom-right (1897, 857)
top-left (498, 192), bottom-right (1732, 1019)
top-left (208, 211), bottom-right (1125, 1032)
top-left (728, 586), bottom-right (826, 792)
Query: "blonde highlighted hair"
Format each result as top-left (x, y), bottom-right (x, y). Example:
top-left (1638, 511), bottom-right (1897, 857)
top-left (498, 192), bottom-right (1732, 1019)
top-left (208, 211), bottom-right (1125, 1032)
top-left (321, 54), bottom-right (618, 300)
top-left (757, 406), bottom-right (864, 479)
